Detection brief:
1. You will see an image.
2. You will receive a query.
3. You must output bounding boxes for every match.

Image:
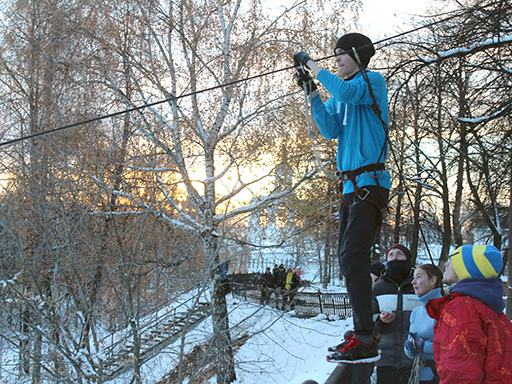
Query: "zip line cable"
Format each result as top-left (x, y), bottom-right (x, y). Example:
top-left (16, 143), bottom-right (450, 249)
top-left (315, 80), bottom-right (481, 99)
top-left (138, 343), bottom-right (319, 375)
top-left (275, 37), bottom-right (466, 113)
top-left (0, 69), bottom-right (294, 148)
top-left (0, 0), bottom-right (503, 149)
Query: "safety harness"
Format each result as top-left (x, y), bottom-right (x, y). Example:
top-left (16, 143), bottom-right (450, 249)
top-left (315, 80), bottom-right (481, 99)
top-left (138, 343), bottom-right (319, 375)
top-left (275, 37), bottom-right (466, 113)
top-left (337, 162), bottom-right (388, 225)
top-left (337, 163), bottom-right (385, 198)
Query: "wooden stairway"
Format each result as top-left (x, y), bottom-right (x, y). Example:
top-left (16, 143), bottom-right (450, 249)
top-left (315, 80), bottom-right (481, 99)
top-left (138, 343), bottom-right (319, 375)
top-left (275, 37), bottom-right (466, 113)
top-left (99, 301), bottom-right (210, 381)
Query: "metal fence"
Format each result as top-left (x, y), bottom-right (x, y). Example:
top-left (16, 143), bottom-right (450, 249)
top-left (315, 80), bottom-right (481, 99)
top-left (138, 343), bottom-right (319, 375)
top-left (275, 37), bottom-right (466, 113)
top-left (230, 283), bottom-right (353, 319)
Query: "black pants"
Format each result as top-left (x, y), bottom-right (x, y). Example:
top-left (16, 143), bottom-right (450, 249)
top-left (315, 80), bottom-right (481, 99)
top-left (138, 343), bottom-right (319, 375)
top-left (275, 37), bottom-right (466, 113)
top-left (376, 366), bottom-right (412, 384)
top-left (260, 288), bottom-right (271, 305)
top-left (338, 185), bottom-right (389, 336)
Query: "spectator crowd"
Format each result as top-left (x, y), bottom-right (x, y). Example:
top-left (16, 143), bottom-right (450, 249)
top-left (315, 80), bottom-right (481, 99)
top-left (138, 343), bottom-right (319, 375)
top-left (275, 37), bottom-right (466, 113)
top-left (330, 243), bottom-right (511, 384)
top-left (257, 264), bottom-right (302, 310)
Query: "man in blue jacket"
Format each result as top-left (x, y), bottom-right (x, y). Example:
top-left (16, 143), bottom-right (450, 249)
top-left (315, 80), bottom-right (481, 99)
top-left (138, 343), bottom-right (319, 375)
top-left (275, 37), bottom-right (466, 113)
top-left (294, 33), bottom-right (390, 364)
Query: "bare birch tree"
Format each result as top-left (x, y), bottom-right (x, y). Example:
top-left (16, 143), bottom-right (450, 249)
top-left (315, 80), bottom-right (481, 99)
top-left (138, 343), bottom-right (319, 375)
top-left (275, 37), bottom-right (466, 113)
top-left (83, 1), bottom-right (361, 382)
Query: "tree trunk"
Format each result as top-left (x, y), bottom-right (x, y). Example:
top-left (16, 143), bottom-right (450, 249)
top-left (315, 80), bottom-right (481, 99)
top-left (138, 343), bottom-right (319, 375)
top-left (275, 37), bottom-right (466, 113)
top-left (321, 239), bottom-right (327, 289)
top-left (130, 320), bottom-right (142, 384)
top-left (436, 64), bottom-right (452, 265)
top-left (32, 329), bottom-right (42, 384)
top-left (20, 307), bottom-right (31, 377)
top-left (209, 238), bottom-right (236, 384)
top-left (507, 148), bottom-right (512, 319)
top-left (204, 141), bottom-right (236, 383)
top-left (410, 86), bottom-right (422, 263)
top-left (393, 180), bottom-right (403, 245)
top-left (452, 68), bottom-right (468, 248)
top-left (411, 183), bottom-right (422, 265)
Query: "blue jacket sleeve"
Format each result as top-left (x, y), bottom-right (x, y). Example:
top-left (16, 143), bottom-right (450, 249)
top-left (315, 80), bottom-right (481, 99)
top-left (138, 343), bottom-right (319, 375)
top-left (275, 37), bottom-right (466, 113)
top-left (422, 341), bottom-right (435, 358)
top-left (310, 94), bottom-right (342, 140)
top-left (317, 69), bottom-right (386, 107)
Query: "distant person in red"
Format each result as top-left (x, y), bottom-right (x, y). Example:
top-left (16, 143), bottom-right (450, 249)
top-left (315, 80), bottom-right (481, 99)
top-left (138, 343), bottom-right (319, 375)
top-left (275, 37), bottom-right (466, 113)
top-left (426, 244), bottom-right (512, 384)
top-left (294, 267), bottom-right (303, 284)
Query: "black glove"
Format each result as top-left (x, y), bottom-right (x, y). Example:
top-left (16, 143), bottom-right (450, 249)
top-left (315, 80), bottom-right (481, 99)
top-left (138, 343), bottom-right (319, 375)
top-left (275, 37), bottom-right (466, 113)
top-left (293, 51), bottom-right (313, 67)
top-left (295, 68), bottom-right (317, 95)
top-left (411, 333), bottom-right (425, 352)
top-left (404, 338), bottom-right (417, 356)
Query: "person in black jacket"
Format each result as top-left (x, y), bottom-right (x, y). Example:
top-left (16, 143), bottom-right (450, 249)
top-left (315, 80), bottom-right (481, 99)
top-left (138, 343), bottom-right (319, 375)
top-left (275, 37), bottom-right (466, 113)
top-left (372, 244), bottom-right (416, 384)
top-left (370, 261), bottom-right (386, 283)
top-left (260, 267), bottom-right (274, 305)
top-left (273, 265), bottom-right (286, 308)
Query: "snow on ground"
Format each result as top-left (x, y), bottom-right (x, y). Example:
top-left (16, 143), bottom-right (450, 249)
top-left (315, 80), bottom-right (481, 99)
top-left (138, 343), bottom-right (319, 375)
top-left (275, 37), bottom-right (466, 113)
top-left (130, 289), bottom-right (355, 384)
top-left (220, 296), bottom-right (354, 384)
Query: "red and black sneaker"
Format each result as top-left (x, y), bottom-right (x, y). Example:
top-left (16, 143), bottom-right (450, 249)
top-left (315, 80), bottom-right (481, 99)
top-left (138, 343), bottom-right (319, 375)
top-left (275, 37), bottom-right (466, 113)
top-left (327, 331), bottom-right (355, 353)
top-left (326, 336), bottom-right (381, 364)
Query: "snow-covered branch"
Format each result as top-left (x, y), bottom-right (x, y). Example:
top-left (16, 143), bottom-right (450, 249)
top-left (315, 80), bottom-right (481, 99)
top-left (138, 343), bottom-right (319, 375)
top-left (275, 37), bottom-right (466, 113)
top-left (111, 190), bottom-right (205, 235)
top-left (458, 102), bottom-right (512, 125)
top-left (418, 34), bottom-right (512, 63)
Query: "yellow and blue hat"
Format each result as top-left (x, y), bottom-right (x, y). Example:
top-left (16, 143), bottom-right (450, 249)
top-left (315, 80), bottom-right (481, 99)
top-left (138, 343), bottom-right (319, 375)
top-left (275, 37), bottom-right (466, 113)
top-left (450, 244), bottom-right (502, 280)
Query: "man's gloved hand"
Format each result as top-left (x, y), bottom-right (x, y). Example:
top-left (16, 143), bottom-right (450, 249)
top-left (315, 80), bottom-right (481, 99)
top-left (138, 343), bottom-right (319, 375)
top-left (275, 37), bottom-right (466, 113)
top-left (411, 333), bottom-right (425, 352)
top-left (293, 51), bottom-right (313, 67)
top-left (295, 69), bottom-right (317, 95)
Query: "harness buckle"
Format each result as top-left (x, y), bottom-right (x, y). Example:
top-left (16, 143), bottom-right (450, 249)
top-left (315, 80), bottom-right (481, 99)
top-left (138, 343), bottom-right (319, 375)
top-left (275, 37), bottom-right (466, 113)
top-left (358, 188), bottom-right (370, 201)
top-left (340, 171), bottom-right (351, 182)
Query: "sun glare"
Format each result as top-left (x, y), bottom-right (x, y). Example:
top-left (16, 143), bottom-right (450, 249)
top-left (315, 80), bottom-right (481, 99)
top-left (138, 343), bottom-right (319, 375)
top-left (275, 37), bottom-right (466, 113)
top-left (178, 153), bottom-right (277, 212)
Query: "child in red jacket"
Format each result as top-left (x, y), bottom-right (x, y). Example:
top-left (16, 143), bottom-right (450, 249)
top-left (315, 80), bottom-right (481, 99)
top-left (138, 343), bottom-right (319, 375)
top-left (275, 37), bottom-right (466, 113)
top-left (426, 244), bottom-right (512, 384)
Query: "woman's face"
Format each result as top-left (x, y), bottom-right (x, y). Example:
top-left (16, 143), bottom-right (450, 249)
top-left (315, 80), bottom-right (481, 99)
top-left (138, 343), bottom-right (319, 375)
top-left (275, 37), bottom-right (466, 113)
top-left (412, 268), bottom-right (437, 297)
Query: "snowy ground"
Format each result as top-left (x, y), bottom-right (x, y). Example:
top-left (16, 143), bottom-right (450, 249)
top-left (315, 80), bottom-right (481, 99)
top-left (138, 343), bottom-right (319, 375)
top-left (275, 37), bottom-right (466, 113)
top-left (134, 290), bottom-right (359, 384)
top-left (227, 300), bottom-right (355, 384)
top-left (0, 284), bottom-right (357, 384)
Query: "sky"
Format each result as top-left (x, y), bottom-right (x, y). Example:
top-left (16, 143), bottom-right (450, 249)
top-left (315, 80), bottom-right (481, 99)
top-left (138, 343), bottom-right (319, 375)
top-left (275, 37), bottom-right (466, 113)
top-left (358, 0), bottom-right (436, 39)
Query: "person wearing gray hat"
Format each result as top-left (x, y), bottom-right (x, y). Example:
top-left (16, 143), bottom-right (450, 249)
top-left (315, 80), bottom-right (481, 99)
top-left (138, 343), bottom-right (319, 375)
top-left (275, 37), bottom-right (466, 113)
top-left (293, 33), bottom-right (390, 364)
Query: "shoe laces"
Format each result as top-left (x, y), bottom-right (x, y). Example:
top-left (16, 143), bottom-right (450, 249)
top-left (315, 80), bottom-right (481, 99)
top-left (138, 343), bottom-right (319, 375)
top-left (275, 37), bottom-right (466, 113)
top-left (334, 335), bottom-right (351, 350)
top-left (340, 335), bottom-right (360, 352)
